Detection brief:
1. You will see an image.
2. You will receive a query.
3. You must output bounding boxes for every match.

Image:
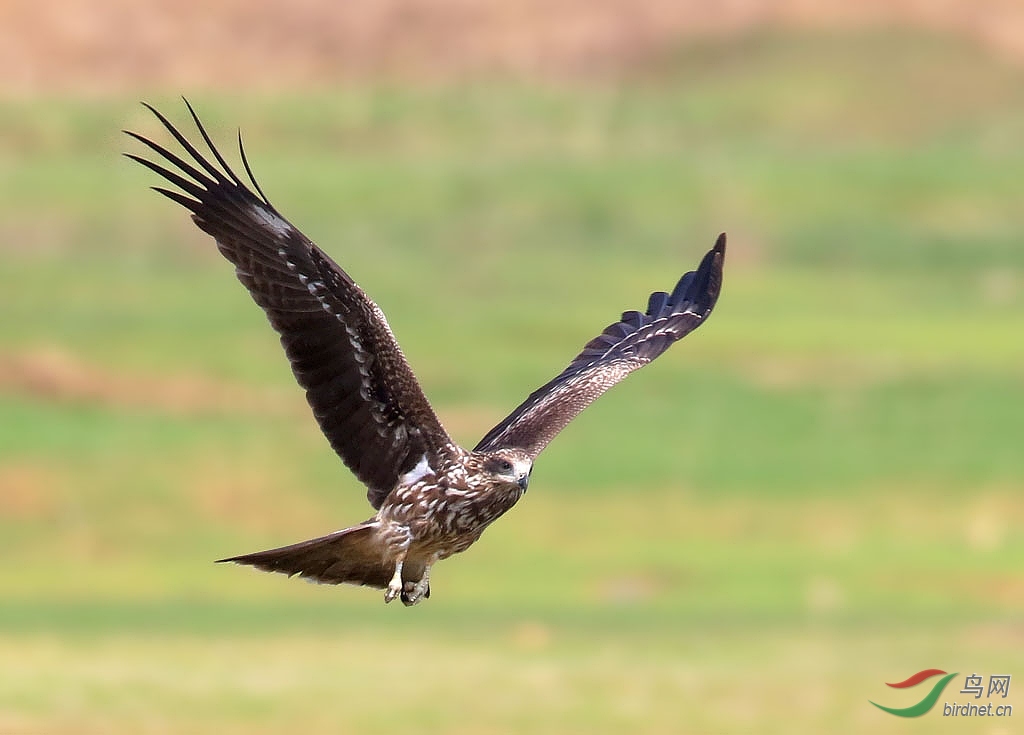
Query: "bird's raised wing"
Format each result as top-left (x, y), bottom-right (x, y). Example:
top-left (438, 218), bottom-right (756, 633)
top-left (125, 100), bottom-right (457, 508)
top-left (475, 234), bottom-right (725, 458)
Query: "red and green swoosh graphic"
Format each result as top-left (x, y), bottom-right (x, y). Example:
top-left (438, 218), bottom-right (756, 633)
top-left (870, 669), bottom-right (958, 717)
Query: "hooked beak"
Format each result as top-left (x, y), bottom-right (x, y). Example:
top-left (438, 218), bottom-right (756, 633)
top-left (517, 473), bottom-right (530, 491)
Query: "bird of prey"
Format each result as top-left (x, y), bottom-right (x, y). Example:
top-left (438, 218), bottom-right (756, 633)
top-left (126, 100), bottom-right (726, 606)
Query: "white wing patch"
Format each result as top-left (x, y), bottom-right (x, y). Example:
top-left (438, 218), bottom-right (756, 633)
top-left (249, 203), bottom-right (293, 238)
top-left (398, 454), bottom-right (433, 486)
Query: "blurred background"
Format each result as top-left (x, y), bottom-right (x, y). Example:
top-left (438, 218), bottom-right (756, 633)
top-left (1, 1), bottom-right (1022, 732)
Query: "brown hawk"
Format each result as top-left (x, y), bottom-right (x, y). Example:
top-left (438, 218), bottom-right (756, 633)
top-left (126, 101), bottom-right (726, 606)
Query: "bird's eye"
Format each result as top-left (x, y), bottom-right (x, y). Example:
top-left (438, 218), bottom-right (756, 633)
top-left (499, 460), bottom-right (513, 473)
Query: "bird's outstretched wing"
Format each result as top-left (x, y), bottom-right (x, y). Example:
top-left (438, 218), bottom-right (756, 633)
top-left (125, 100), bottom-right (457, 508)
top-left (475, 234), bottom-right (725, 458)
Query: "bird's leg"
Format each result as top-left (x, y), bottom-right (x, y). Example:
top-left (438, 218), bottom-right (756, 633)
top-left (384, 554), bottom-right (406, 604)
top-left (401, 554), bottom-right (438, 607)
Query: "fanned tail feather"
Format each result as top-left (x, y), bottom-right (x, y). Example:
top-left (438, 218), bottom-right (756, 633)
top-left (217, 523), bottom-right (392, 589)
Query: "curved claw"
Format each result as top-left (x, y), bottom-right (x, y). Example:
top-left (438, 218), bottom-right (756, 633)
top-left (400, 581), bottom-right (431, 606)
top-left (400, 577), bottom-right (431, 606)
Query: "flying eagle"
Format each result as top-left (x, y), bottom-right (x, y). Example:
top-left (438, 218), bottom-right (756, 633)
top-left (126, 101), bottom-right (725, 606)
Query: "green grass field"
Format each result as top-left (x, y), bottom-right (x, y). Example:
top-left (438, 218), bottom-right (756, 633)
top-left (2, 30), bottom-right (1022, 733)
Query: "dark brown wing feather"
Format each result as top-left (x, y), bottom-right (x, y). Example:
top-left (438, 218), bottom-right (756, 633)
top-left (125, 100), bottom-right (456, 508)
top-left (475, 234), bottom-right (725, 458)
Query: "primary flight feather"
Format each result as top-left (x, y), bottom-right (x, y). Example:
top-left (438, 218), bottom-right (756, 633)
top-left (126, 100), bottom-right (726, 606)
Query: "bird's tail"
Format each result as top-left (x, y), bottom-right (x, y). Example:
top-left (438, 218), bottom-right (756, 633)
top-left (217, 522), bottom-right (394, 589)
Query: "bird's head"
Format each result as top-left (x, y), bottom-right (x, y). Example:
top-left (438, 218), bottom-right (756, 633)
top-left (480, 448), bottom-right (533, 492)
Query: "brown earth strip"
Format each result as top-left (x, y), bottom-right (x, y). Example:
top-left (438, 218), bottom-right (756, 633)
top-left (0, 347), bottom-right (507, 440)
top-left (0, 347), bottom-right (296, 417)
top-left (2, 0), bottom-right (1022, 96)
